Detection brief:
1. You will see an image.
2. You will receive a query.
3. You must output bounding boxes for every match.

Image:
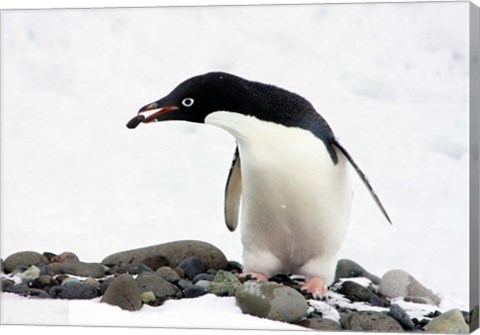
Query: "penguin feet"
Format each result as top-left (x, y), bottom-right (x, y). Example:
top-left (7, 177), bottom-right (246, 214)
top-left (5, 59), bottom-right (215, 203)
top-left (301, 276), bottom-right (328, 299)
top-left (239, 272), bottom-right (268, 281)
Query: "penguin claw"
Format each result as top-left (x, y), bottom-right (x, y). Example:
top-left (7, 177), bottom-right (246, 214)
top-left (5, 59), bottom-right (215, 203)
top-left (301, 277), bottom-right (328, 299)
top-left (239, 272), bottom-right (269, 282)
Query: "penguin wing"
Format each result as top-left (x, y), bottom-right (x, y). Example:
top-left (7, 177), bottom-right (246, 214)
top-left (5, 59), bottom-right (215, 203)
top-left (224, 146), bottom-right (242, 232)
top-left (332, 140), bottom-right (392, 224)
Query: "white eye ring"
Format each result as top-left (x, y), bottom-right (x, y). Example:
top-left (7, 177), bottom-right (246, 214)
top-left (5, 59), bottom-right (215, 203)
top-left (182, 98), bottom-right (194, 107)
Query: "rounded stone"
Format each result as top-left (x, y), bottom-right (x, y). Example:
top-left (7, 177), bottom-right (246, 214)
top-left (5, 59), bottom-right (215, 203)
top-left (61, 283), bottom-right (99, 300)
top-left (335, 259), bottom-right (381, 284)
top-left (155, 266), bottom-right (181, 283)
top-left (20, 265), bottom-right (41, 281)
top-left (61, 277), bottom-right (81, 287)
top-left (101, 240), bottom-right (228, 273)
top-left (178, 257), bottom-right (207, 280)
top-left (183, 285), bottom-right (207, 298)
top-left (51, 252), bottom-right (80, 264)
top-left (336, 280), bottom-right (375, 303)
top-left (3, 251), bottom-right (49, 273)
top-left (140, 291), bottom-right (157, 304)
top-left (135, 271), bottom-right (180, 300)
top-left (379, 269), bottom-right (441, 305)
top-left (56, 261), bottom-right (106, 278)
top-left (207, 270), bottom-right (242, 296)
top-left (48, 285), bottom-right (64, 298)
top-left (340, 311), bottom-right (404, 332)
top-left (235, 281), bottom-right (308, 323)
top-left (193, 273), bottom-right (215, 284)
top-left (297, 317), bottom-right (342, 331)
top-left (389, 304), bottom-right (415, 330)
top-left (195, 280), bottom-right (212, 289)
top-left (141, 255), bottom-right (169, 271)
top-left (101, 274), bottom-right (142, 311)
top-left (426, 309), bottom-right (469, 334)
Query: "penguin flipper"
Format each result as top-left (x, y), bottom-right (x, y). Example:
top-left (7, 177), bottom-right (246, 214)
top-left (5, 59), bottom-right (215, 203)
top-left (224, 146), bottom-right (242, 232)
top-left (332, 140), bottom-right (392, 224)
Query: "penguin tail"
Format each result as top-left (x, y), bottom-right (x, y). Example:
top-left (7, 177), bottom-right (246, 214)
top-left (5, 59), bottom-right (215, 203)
top-left (332, 140), bottom-right (392, 225)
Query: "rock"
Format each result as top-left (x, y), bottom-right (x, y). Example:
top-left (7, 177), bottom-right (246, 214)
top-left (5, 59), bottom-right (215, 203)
top-left (135, 272), bottom-right (180, 300)
top-left (101, 274), bottom-right (142, 311)
top-left (141, 255), bottom-right (169, 271)
top-left (207, 270), bottom-right (242, 296)
top-left (38, 263), bottom-right (58, 276)
top-left (3, 251), bottom-right (49, 273)
top-left (3, 283), bottom-right (30, 296)
top-left (48, 285), bottom-right (64, 298)
top-left (55, 274), bottom-right (69, 284)
top-left (183, 285), bottom-right (207, 298)
top-left (335, 259), bottom-right (381, 284)
top-left (1, 278), bottom-right (15, 290)
top-left (174, 267), bottom-right (185, 279)
top-left (379, 270), bottom-right (441, 305)
top-left (99, 277), bottom-right (114, 295)
top-left (389, 304), bottom-right (415, 330)
top-left (55, 261), bottom-right (107, 278)
top-left (155, 266), bottom-right (181, 283)
top-left (51, 252), bottom-right (80, 263)
top-left (82, 278), bottom-right (100, 288)
top-left (177, 278), bottom-right (193, 290)
top-left (30, 275), bottom-right (59, 290)
top-left (136, 263), bottom-right (154, 274)
top-left (102, 240), bottom-right (228, 274)
top-left (178, 257), bottom-right (207, 280)
top-left (296, 317), bottom-right (342, 331)
top-left (195, 280), bottom-right (212, 289)
top-left (226, 260), bottom-right (243, 273)
top-left (336, 280), bottom-right (375, 302)
top-left (140, 291), bottom-right (157, 304)
top-left (425, 308), bottom-right (469, 333)
top-left (20, 265), bottom-right (41, 281)
top-left (340, 311), bottom-right (404, 332)
top-left (235, 281), bottom-right (308, 323)
top-left (192, 273), bottom-right (215, 284)
top-left (61, 283), bottom-right (99, 300)
top-left (61, 277), bottom-right (81, 287)
top-left (42, 252), bottom-right (57, 262)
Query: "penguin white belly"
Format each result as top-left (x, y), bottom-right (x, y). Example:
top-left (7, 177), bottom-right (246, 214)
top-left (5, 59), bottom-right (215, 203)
top-left (205, 111), bottom-right (352, 284)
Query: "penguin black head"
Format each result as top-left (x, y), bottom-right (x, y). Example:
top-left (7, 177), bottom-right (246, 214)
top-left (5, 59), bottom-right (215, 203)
top-left (128, 72), bottom-right (254, 128)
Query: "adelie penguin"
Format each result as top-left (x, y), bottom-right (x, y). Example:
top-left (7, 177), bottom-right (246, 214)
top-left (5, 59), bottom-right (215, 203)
top-left (127, 72), bottom-right (391, 298)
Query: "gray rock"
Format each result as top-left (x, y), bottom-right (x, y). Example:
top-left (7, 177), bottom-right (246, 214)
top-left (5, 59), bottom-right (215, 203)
top-left (207, 270), bottom-right (241, 296)
top-left (55, 261), bottom-right (107, 278)
top-left (340, 311), bottom-right (404, 332)
top-left (101, 274), bottom-right (142, 311)
top-left (296, 317), bottom-right (342, 331)
top-left (155, 267), bottom-right (180, 283)
top-left (3, 283), bottom-right (30, 296)
top-left (102, 240), bottom-right (228, 273)
top-left (471, 306), bottom-right (479, 332)
top-left (335, 259), bottom-right (381, 284)
top-left (82, 278), bottom-right (100, 288)
top-left (1, 278), bottom-right (15, 290)
top-left (51, 252), bottom-right (80, 263)
top-left (61, 277), bottom-right (81, 287)
top-left (30, 275), bottom-right (59, 290)
top-left (425, 309), bottom-right (469, 333)
top-left (61, 283), bottom-right (99, 300)
top-left (389, 304), bottom-right (415, 330)
top-left (48, 285), bottom-right (64, 298)
top-left (178, 257), bottom-right (207, 280)
top-left (177, 278), bottom-right (193, 290)
top-left (183, 285), bottom-right (207, 298)
top-left (193, 273), bottom-right (215, 284)
top-left (336, 280), bottom-right (375, 302)
top-left (3, 251), bottom-right (49, 273)
top-left (235, 281), bottom-right (308, 323)
top-left (195, 280), bottom-right (212, 289)
top-left (141, 255), bottom-right (169, 271)
top-left (135, 271), bottom-right (180, 300)
top-left (379, 269), bottom-right (441, 305)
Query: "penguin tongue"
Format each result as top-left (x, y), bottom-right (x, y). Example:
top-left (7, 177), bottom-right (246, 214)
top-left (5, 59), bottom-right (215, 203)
top-left (138, 106), bottom-right (179, 123)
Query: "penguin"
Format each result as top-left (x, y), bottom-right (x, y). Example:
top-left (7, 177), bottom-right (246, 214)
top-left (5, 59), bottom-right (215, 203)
top-left (127, 72), bottom-right (391, 298)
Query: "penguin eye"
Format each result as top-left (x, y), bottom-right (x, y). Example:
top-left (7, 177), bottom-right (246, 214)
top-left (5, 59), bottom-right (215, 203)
top-left (182, 98), bottom-right (194, 107)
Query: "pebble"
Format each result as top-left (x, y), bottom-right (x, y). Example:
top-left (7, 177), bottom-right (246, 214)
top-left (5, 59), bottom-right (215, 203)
top-left (82, 278), bottom-right (100, 288)
top-left (192, 273), bottom-right (215, 284)
top-left (42, 252), bottom-right (57, 262)
top-left (336, 280), bottom-right (375, 303)
top-left (101, 240), bottom-right (228, 274)
top-left (140, 291), bottom-right (157, 304)
top-left (101, 274), bottom-right (143, 311)
top-left (471, 306), bottom-right (479, 331)
top-left (425, 308), bottom-right (469, 333)
top-left (235, 281), bottom-right (308, 323)
top-left (3, 251), bottom-right (49, 274)
top-left (183, 285), bottom-right (207, 298)
top-left (195, 280), bottom-right (212, 290)
top-left (335, 259), bottom-right (381, 284)
top-left (296, 317), bottom-right (342, 331)
top-left (3, 283), bottom-right (30, 296)
top-left (178, 257), bottom-right (207, 280)
top-left (61, 283), bottom-right (99, 300)
top-left (389, 304), bottom-right (415, 330)
top-left (177, 278), bottom-right (193, 290)
top-left (48, 285), bottom-right (64, 298)
top-left (207, 270), bottom-right (241, 296)
top-left (99, 277), bottom-right (114, 295)
top-left (340, 311), bottom-right (404, 332)
top-left (226, 260), bottom-right (243, 273)
top-left (1, 278), bottom-right (15, 290)
top-left (155, 266), bottom-right (181, 283)
top-left (51, 252), bottom-right (80, 264)
top-left (61, 277), bottom-right (81, 287)
top-left (378, 269), bottom-right (441, 305)
top-left (56, 261), bottom-right (107, 278)
top-left (136, 263), bottom-right (154, 274)
top-left (30, 275), bottom-right (59, 290)
top-left (135, 271), bottom-right (180, 300)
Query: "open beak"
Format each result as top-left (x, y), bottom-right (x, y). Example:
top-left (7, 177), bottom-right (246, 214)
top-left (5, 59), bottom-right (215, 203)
top-left (138, 102), bottom-right (179, 123)
top-left (127, 102), bottom-right (179, 129)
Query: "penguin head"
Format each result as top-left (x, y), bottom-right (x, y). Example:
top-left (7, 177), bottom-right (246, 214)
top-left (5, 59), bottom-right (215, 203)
top-left (132, 72), bottom-right (249, 127)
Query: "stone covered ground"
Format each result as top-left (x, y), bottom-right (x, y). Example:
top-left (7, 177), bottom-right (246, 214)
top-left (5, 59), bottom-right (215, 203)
top-left (1, 240), bottom-right (477, 333)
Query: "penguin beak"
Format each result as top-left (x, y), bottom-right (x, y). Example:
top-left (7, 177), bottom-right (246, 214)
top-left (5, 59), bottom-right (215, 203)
top-left (137, 102), bottom-right (179, 123)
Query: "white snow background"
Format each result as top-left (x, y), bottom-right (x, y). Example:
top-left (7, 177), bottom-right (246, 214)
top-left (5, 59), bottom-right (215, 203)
top-left (0, 0), bottom-right (472, 332)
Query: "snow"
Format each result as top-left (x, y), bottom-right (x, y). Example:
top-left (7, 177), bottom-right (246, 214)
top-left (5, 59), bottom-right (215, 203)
top-left (0, 0), bottom-right (473, 333)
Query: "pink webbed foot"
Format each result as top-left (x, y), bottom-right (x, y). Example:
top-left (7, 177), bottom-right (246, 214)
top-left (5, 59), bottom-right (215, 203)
top-left (301, 276), bottom-right (328, 299)
top-left (239, 272), bottom-right (269, 281)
